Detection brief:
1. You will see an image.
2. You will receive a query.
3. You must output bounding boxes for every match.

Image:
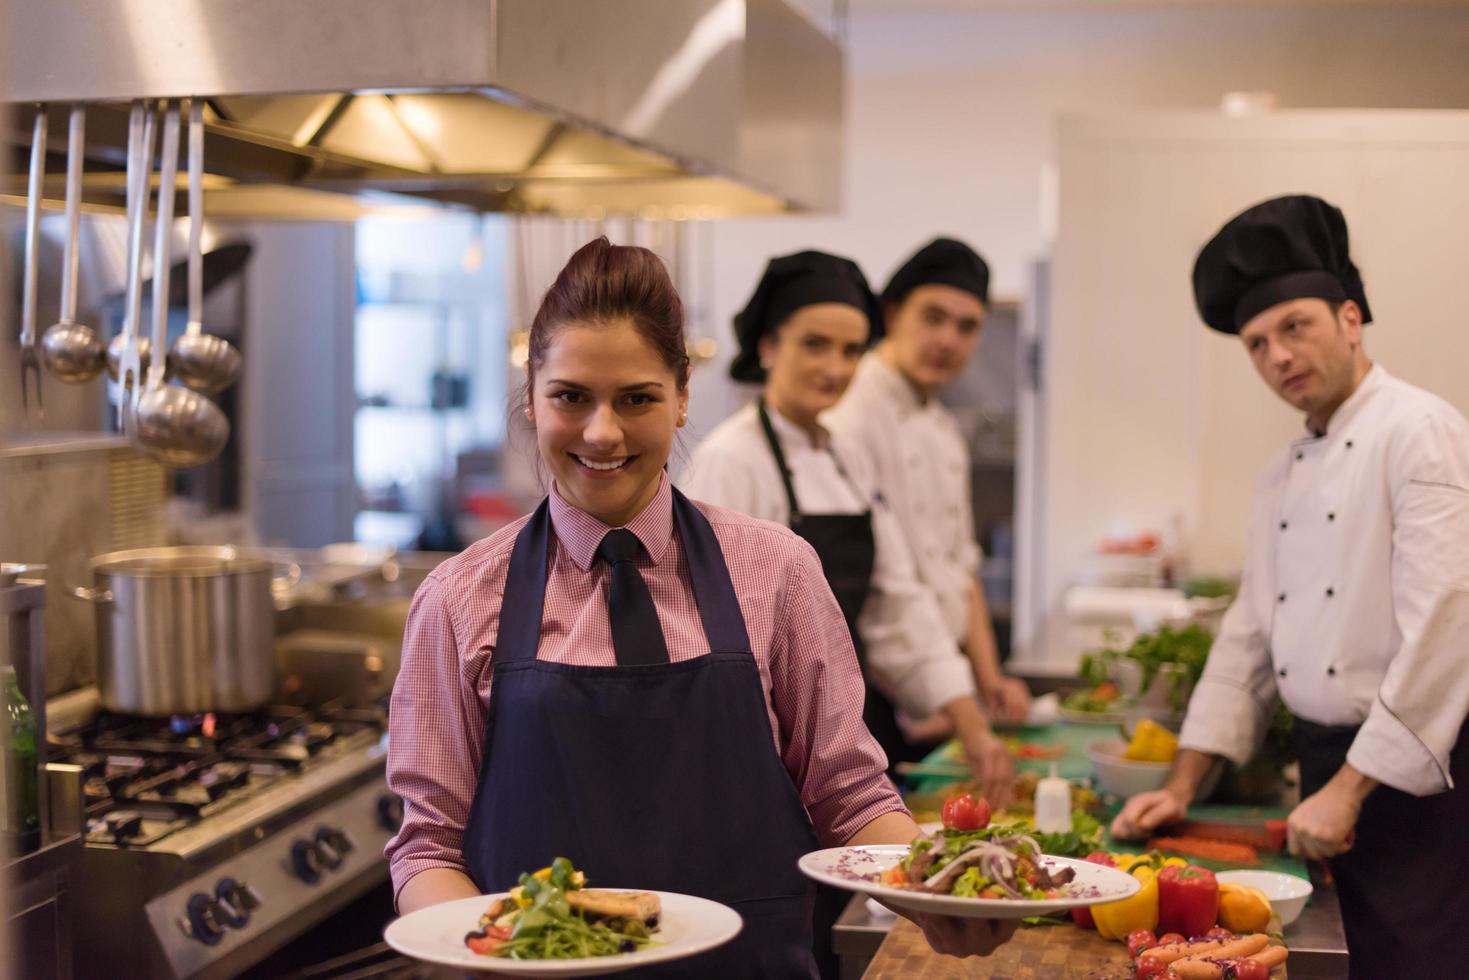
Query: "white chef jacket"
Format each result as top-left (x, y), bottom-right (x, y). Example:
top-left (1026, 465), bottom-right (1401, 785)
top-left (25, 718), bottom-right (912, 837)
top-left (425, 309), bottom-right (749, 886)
top-left (1179, 365), bottom-right (1469, 796)
top-left (680, 402), bottom-right (976, 719)
top-left (822, 352), bottom-right (982, 643)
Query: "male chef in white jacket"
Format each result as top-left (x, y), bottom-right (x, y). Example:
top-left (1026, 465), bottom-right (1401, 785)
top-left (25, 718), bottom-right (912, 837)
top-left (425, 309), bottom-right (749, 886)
top-left (1112, 194), bottom-right (1469, 977)
top-left (824, 238), bottom-right (1032, 725)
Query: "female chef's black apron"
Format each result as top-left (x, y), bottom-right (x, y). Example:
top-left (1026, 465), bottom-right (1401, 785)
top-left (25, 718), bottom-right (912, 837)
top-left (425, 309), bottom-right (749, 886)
top-left (756, 400), bottom-right (921, 767)
top-left (461, 488), bottom-right (820, 978)
top-left (1294, 716), bottom-right (1469, 979)
top-left (758, 400), bottom-right (897, 980)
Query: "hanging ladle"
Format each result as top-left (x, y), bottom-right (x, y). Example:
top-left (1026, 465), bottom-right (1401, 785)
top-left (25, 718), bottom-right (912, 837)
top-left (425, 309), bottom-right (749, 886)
top-left (42, 104), bottom-right (107, 383)
top-left (169, 100), bottom-right (240, 394)
top-left (131, 101), bottom-right (230, 467)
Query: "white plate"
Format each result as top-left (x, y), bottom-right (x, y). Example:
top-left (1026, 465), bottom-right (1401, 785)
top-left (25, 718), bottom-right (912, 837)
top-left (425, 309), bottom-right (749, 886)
top-left (797, 845), bottom-right (1141, 919)
top-left (384, 889), bottom-right (743, 976)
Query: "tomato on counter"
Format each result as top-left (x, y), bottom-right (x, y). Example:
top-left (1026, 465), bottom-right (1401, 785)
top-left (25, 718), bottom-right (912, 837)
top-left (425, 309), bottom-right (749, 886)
top-left (1070, 852), bottom-right (1117, 929)
top-left (1156, 864), bottom-right (1219, 939)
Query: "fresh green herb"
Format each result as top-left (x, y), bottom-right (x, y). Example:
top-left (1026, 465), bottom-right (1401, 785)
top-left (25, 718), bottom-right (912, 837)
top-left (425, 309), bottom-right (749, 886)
top-left (1033, 810), bottom-right (1105, 859)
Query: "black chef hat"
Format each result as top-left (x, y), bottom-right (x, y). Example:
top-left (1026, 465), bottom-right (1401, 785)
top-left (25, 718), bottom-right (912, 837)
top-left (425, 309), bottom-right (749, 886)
top-left (1192, 194), bottom-right (1373, 334)
top-left (729, 250), bottom-right (882, 383)
top-left (882, 237), bottom-right (990, 309)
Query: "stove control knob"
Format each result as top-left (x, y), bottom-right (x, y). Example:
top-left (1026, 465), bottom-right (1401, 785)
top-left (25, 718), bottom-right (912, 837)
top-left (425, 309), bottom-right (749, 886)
top-left (214, 877), bottom-right (254, 928)
top-left (316, 825), bottom-right (354, 859)
top-left (315, 837), bottom-right (343, 870)
top-left (290, 838), bottom-right (323, 884)
top-left (178, 892), bottom-right (225, 946)
top-left (377, 793), bottom-right (404, 832)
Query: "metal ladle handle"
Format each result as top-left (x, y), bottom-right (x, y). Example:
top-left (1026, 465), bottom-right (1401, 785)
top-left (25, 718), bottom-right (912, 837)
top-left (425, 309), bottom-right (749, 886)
top-left (185, 99), bottom-right (204, 338)
top-left (59, 105), bottom-right (85, 326)
top-left (146, 102), bottom-right (180, 391)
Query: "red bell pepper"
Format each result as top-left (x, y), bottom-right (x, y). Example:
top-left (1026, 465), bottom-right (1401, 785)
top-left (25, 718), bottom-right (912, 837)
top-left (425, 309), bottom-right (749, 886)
top-left (1070, 852), bottom-right (1117, 930)
top-left (1155, 864), bottom-right (1218, 938)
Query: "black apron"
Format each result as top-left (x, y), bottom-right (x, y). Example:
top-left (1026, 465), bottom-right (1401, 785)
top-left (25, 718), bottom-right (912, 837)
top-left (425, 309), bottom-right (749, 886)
top-left (1294, 715), bottom-right (1469, 979)
top-left (461, 489), bottom-right (820, 979)
top-left (757, 401), bottom-right (896, 980)
top-left (756, 400), bottom-right (922, 768)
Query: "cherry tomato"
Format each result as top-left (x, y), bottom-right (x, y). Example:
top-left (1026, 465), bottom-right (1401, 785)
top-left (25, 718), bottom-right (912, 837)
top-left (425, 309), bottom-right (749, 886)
top-left (1134, 953), bottom-right (1167, 979)
top-left (1205, 926), bottom-right (1235, 941)
top-left (1231, 959), bottom-right (1271, 980)
top-left (1085, 851), bottom-right (1118, 867)
top-left (941, 791), bottom-right (991, 831)
top-left (1158, 932), bottom-right (1186, 947)
top-left (1126, 929), bottom-right (1157, 958)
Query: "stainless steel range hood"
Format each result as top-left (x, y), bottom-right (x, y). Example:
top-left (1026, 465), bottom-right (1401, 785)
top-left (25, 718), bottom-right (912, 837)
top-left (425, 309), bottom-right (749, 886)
top-left (2, 0), bottom-right (843, 218)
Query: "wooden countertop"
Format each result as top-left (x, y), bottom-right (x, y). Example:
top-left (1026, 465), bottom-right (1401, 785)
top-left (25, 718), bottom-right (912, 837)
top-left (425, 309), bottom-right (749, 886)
top-left (861, 918), bottom-right (1132, 980)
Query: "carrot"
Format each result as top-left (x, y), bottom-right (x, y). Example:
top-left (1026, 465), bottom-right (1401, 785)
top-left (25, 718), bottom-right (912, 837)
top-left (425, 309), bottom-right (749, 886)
top-left (1166, 961), bottom-right (1225, 980)
top-left (1146, 836), bottom-right (1261, 865)
top-left (1247, 946), bottom-right (1289, 969)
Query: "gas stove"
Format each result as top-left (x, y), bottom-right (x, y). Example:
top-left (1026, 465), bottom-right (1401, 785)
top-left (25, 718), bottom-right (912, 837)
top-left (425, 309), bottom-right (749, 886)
top-left (52, 701), bottom-right (401, 980)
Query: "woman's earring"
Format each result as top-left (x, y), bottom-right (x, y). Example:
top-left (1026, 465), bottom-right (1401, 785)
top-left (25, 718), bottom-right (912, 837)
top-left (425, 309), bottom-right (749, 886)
top-left (678, 412), bottom-right (688, 427)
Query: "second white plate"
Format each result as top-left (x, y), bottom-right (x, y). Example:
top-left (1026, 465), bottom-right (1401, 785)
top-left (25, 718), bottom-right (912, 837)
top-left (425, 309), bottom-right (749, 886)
top-left (797, 845), bottom-right (1141, 919)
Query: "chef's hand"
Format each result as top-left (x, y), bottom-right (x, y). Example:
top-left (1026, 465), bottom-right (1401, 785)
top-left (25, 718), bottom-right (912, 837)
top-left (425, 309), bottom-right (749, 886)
top-left (1110, 749), bottom-right (1217, 840)
top-left (961, 732), bottom-right (1016, 811)
top-left (983, 676), bottom-right (1033, 725)
top-left (1287, 764), bottom-right (1375, 860)
top-left (892, 907), bottom-right (1020, 958)
top-left (1110, 788), bottom-right (1188, 841)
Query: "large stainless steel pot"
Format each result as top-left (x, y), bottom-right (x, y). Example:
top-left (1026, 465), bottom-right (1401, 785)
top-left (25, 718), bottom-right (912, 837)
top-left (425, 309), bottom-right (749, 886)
top-left (69, 546), bottom-right (296, 716)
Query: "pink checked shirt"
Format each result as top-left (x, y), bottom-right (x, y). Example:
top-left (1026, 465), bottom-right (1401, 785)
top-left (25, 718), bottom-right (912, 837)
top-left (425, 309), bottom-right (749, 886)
top-left (385, 474), bottom-right (905, 902)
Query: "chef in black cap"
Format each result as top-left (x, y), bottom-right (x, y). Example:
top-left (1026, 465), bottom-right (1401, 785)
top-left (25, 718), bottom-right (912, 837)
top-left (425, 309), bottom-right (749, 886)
top-left (826, 238), bottom-right (1033, 727)
top-left (1113, 194), bottom-right (1469, 977)
top-left (683, 250), bottom-right (1014, 797)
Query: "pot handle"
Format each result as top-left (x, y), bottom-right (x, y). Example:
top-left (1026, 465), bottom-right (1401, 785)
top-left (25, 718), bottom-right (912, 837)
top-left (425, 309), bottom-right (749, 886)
top-left (271, 560), bottom-right (303, 592)
top-left (66, 585), bottom-right (114, 604)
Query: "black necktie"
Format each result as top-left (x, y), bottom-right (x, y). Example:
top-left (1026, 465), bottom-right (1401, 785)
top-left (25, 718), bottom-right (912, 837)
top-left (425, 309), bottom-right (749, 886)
top-left (596, 529), bottom-right (670, 666)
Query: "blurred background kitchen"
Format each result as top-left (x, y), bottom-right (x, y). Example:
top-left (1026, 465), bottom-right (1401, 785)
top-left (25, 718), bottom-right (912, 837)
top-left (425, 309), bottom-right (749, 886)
top-left (2, 1), bottom-right (1468, 978)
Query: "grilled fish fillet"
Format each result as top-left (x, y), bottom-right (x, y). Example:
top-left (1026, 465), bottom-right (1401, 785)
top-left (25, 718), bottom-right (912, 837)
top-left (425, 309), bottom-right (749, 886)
top-left (566, 890), bottom-right (661, 928)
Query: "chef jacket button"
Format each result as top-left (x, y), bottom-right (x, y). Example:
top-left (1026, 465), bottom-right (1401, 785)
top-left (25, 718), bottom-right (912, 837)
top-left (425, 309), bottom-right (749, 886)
top-left (1295, 452), bottom-right (1304, 460)
top-left (1346, 440), bottom-right (1354, 449)
top-left (1328, 666), bottom-right (1337, 676)
top-left (1328, 512), bottom-right (1336, 522)
top-left (1278, 667), bottom-right (1288, 678)
top-left (1277, 592), bottom-right (1287, 603)
top-left (1326, 587), bottom-right (1335, 597)
top-left (1279, 521), bottom-right (1288, 530)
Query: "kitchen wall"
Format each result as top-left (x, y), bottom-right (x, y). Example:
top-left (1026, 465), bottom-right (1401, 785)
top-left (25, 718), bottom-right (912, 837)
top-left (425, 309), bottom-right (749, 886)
top-left (689, 4), bottom-right (1469, 436)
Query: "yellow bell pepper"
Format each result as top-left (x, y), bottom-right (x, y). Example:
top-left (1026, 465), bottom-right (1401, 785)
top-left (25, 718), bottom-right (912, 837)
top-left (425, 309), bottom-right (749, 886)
top-left (1123, 719), bottom-right (1179, 763)
top-left (1092, 865), bottom-right (1158, 940)
top-left (1216, 882), bottom-right (1273, 933)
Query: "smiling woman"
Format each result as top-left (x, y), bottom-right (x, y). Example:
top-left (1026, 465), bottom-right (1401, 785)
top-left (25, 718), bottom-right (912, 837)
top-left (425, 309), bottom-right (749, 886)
top-left (384, 236), bottom-right (1021, 976)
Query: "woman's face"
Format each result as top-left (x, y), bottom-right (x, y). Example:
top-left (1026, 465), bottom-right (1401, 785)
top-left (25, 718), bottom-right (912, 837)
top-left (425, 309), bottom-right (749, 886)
top-left (759, 302), bottom-right (870, 421)
top-left (529, 318), bottom-right (688, 527)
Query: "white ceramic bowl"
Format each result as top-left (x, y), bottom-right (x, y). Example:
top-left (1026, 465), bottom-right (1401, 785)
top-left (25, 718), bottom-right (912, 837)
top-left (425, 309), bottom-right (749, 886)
top-left (1084, 737), bottom-right (1223, 800)
top-left (1216, 870), bottom-right (1313, 926)
top-left (1085, 737), bottom-right (1171, 797)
